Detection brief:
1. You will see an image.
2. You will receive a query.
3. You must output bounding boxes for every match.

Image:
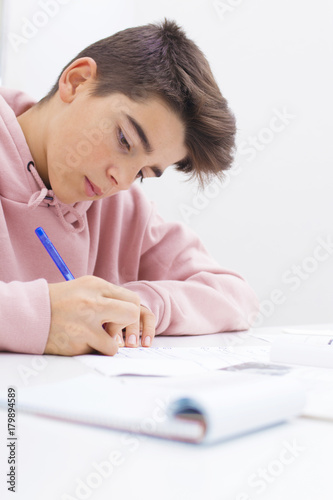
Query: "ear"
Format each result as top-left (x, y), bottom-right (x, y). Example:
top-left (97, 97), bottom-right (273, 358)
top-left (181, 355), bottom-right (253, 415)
top-left (58, 57), bottom-right (97, 103)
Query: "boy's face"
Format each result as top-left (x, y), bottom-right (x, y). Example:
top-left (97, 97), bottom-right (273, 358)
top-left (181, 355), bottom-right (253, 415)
top-left (46, 91), bottom-right (187, 205)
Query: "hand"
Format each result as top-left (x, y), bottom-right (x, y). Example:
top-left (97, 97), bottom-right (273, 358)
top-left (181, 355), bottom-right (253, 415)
top-left (107, 305), bottom-right (156, 348)
top-left (45, 276), bottom-right (141, 356)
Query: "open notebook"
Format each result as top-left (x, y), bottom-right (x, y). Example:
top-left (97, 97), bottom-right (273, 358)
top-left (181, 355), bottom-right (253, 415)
top-left (0, 370), bottom-right (305, 444)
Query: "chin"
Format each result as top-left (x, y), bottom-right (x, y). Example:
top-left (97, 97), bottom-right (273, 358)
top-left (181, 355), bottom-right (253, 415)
top-left (53, 191), bottom-right (77, 205)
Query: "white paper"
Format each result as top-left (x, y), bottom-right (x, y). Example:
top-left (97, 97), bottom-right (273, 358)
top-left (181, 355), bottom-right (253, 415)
top-left (270, 335), bottom-right (333, 369)
top-left (74, 345), bottom-right (271, 377)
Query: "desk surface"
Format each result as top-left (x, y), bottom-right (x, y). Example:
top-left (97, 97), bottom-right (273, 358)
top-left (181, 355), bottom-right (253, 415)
top-left (1, 325), bottom-right (332, 500)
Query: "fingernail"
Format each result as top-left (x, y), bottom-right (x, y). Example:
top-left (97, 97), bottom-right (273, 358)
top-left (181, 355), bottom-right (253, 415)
top-left (143, 336), bottom-right (151, 347)
top-left (128, 334), bottom-right (137, 346)
top-left (116, 334), bottom-right (124, 347)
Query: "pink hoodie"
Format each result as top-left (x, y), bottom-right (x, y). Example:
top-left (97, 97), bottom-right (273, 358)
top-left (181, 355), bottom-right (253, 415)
top-left (0, 87), bottom-right (259, 354)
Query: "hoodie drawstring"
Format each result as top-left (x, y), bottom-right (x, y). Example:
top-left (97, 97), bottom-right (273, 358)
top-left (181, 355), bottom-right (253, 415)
top-left (27, 161), bottom-right (86, 233)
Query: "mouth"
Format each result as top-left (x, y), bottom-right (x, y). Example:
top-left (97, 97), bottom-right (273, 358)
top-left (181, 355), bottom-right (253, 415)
top-left (84, 177), bottom-right (103, 198)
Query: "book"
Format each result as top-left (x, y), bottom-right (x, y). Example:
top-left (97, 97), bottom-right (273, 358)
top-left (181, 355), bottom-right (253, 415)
top-left (0, 370), bottom-right (305, 444)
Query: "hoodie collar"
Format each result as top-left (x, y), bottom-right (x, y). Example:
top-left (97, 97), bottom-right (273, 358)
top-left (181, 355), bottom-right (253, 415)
top-left (27, 161), bottom-right (92, 233)
top-left (0, 87), bottom-right (93, 233)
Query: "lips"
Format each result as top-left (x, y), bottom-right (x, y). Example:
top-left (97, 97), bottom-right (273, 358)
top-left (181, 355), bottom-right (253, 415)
top-left (84, 177), bottom-right (103, 197)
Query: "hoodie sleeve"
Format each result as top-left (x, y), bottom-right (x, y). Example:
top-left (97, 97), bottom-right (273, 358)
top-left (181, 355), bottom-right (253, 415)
top-left (0, 279), bottom-right (50, 354)
top-left (123, 205), bottom-right (259, 335)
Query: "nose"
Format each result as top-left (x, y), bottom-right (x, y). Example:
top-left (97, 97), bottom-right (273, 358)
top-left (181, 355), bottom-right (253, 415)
top-left (107, 167), bottom-right (133, 192)
top-left (116, 172), bottom-right (134, 191)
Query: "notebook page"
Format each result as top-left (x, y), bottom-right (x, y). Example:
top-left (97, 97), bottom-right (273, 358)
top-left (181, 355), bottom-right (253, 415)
top-left (74, 345), bottom-right (270, 377)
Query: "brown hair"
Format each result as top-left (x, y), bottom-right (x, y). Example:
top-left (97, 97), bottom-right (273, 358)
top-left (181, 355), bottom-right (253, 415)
top-left (44, 19), bottom-right (236, 186)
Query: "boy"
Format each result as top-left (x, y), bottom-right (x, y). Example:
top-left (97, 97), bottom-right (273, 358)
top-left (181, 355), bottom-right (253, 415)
top-left (0, 19), bottom-right (258, 356)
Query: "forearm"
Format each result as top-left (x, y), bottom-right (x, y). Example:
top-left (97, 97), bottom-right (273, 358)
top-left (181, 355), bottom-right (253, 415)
top-left (124, 272), bottom-right (259, 335)
top-left (0, 279), bottom-right (50, 354)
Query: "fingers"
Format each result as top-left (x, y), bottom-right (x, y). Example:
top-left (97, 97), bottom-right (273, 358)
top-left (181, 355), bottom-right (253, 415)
top-left (123, 306), bottom-right (156, 348)
top-left (44, 323), bottom-right (120, 357)
top-left (101, 280), bottom-right (141, 308)
top-left (99, 297), bottom-right (139, 325)
top-left (140, 306), bottom-right (156, 347)
top-left (88, 327), bottom-right (120, 356)
top-left (116, 331), bottom-right (125, 347)
top-left (103, 324), bottom-right (125, 347)
top-left (124, 320), bottom-right (140, 347)
top-left (47, 277), bottom-right (153, 356)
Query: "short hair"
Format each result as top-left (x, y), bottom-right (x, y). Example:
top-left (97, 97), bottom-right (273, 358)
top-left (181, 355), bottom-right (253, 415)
top-left (44, 19), bottom-right (236, 186)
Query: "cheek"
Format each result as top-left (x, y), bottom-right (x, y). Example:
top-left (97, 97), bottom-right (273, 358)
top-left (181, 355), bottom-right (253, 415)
top-left (73, 129), bottom-right (116, 167)
top-left (49, 120), bottom-right (118, 180)
top-left (55, 138), bottom-right (109, 175)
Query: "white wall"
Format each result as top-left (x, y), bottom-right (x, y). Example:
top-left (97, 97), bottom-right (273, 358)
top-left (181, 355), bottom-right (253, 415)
top-left (2, 0), bottom-right (333, 327)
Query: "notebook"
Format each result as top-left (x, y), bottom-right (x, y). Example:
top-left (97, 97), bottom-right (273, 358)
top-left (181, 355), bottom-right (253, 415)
top-left (0, 369), bottom-right (305, 444)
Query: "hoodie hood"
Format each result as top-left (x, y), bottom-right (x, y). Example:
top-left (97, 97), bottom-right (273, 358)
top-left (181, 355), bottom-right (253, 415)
top-left (0, 87), bottom-right (92, 233)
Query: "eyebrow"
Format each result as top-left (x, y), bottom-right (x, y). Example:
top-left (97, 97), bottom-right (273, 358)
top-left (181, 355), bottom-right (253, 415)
top-left (125, 114), bottom-right (154, 154)
top-left (125, 114), bottom-right (164, 178)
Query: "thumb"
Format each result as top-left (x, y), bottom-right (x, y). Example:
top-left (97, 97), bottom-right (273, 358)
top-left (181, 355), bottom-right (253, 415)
top-left (89, 328), bottom-right (120, 356)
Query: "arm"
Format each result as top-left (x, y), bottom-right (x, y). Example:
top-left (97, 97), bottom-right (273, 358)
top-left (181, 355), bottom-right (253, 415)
top-left (0, 279), bottom-right (50, 354)
top-left (124, 207), bottom-right (259, 335)
top-left (0, 277), bottom-right (148, 355)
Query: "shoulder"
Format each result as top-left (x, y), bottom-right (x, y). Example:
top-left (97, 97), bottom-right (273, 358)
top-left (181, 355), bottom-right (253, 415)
top-left (0, 87), bottom-right (36, 116)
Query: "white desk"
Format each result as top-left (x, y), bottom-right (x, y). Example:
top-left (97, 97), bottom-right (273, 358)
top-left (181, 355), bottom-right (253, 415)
top-left (0, 326), bottom-right (332, 500)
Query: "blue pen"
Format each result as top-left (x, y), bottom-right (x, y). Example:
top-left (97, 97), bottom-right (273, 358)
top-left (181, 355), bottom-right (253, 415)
top-left (35, 227), bottom-right (75, 281)
top-left (35, 227), bottom-right (108, 331)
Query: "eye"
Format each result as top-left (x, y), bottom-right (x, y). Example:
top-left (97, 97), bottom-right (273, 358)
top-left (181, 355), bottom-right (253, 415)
top-left (118, 128), bottom-right (130, 151)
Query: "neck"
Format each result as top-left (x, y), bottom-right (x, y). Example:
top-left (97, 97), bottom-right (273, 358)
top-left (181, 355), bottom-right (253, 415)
top-left (17, 100), bottom-right (51, 189)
